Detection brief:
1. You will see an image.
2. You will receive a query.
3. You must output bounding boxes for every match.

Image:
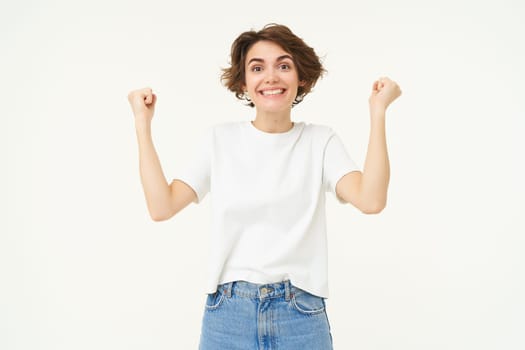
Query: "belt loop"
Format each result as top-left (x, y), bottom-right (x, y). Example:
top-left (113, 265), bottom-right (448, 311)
top-left (285, 280), bottom-right (291, 301)
top-left (224, 282), bottom-right (233, 298)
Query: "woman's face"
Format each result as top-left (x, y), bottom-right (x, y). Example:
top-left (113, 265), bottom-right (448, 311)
top-left (243, 40), bottom-right (304, 114)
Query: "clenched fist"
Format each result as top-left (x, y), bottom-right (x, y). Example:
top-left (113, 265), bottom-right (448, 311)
top-left (369, 77), bottom-right (402, 113)
top-left (127, 87), bottom-right (157, 123)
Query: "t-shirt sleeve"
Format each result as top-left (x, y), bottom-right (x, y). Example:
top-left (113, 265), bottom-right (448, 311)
top-left (172, 127), bottom-right (212, 204)
top-left (323, 132), bottom-right (360, 203)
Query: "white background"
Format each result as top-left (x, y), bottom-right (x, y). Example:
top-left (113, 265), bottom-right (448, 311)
top-left (2, 0), bottom-right (524, 349)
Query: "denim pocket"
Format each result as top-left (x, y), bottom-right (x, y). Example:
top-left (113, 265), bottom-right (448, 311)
top-left (204, 290), bottom-right (225, 311)
top-left (290, 288), bottom-right (326, 315)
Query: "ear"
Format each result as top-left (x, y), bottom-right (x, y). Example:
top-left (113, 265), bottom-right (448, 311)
top-left (298, 80), bottom-right (306, 87)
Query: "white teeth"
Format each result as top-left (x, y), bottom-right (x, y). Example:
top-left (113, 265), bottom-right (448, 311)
top-left (261, 89), bottom-right (284, 95)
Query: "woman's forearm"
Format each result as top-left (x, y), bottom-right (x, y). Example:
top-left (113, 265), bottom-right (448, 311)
top-left (135, 121), bottom-right (173, 221)
top-left (359, 109), bottom-right (390, 212)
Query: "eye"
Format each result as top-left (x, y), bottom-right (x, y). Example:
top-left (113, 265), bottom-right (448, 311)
top-left (250, 66), bottom-right (263, 72)
top-left (279, 63), bottom-right (291, 70)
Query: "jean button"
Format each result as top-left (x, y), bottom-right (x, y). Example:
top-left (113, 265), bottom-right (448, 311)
top-left (260, 287), bottom-right (268, 295)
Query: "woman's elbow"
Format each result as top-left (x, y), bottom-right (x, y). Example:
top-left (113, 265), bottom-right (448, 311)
top-left (151, 214), bottom-right (168, 222)
top-left (149, 208), bottom-right (176, 222)
top-left (359, 200), bottom-right (387, 215)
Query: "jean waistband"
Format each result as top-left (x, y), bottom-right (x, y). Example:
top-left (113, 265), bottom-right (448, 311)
top-left (218, 280), bottom-right (294, 301)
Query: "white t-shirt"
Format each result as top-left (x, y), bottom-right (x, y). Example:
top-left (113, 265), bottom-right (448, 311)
top-left (174, 121), bottom-right (359, 298)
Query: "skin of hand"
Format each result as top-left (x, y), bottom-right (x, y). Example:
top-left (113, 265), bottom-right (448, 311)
top-left (368, 77), bottom-right (402, 115)
top-left (127, 87), bottom-right (157, 124)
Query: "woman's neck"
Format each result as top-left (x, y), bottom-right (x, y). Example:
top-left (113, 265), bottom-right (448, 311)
top-left (252, 110), bottom-right (293, 133)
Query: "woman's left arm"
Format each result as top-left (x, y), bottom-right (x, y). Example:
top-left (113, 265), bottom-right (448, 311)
top-left (336, 77), bottom-right (402, 214)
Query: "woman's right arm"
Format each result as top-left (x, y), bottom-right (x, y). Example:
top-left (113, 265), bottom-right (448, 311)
top-left (128, 88), bottom-right (196, 221)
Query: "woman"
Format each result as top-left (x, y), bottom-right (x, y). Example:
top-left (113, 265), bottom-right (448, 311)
top-left (128, 24), bottom-right (401, 350)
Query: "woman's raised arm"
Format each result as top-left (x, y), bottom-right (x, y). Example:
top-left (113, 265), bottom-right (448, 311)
top-left (128, 88), bottom-right (196, 221)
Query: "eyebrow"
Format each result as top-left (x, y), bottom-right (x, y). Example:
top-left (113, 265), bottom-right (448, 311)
top-left (247, 54), bottom-right (294, 65)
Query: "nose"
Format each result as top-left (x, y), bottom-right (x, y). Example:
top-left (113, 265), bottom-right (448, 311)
top-left (264, 68), bottom-right (279, 84)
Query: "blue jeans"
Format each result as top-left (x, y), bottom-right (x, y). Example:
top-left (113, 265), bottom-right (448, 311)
top-left (198, 280), bottom-right (334, 350)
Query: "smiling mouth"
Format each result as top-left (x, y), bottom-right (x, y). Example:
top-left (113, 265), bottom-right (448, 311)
top-left (260, 88), bottom-right (285, 96)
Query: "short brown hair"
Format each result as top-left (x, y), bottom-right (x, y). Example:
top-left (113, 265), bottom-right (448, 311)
top-left (221, 23), bottom-right (325, 107)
